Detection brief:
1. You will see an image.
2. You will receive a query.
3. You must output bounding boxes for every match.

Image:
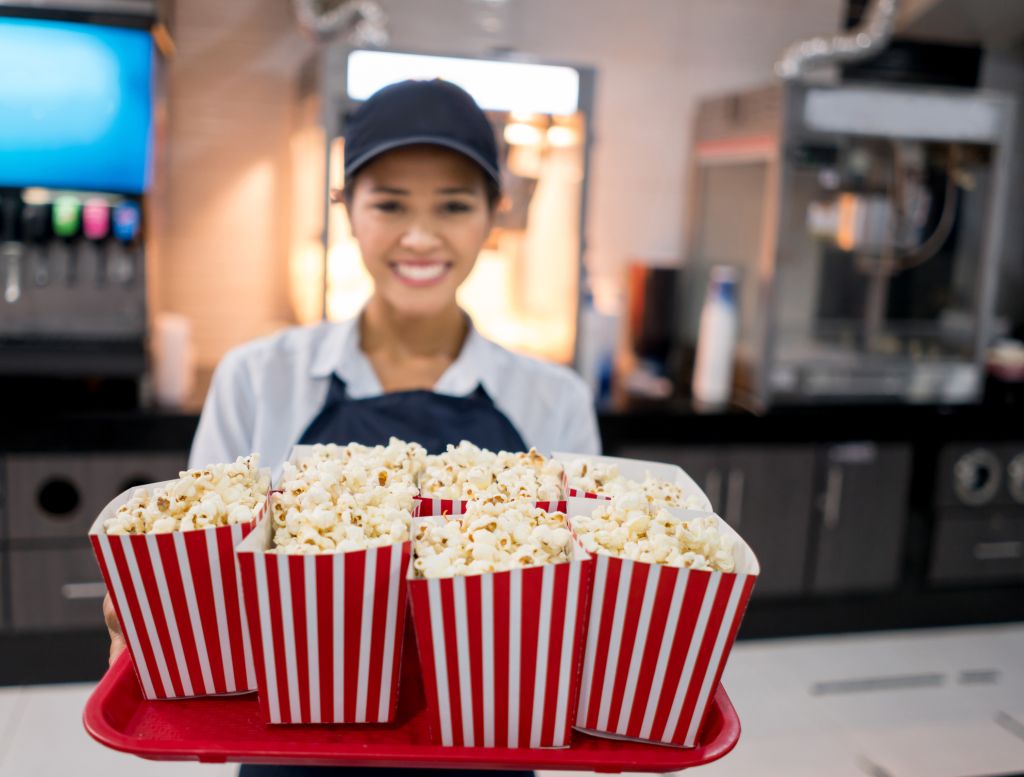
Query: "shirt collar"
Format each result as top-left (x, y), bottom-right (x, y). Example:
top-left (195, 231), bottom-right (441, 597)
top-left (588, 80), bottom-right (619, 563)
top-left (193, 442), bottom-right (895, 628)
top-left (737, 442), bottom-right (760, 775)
top-left (308, 311), bottom-right (490, 399)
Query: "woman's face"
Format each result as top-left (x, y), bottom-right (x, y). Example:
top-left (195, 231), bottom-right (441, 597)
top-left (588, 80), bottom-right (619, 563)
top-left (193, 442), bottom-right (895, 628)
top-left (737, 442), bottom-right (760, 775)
top-left (344, 145), bottom-right (494, 318)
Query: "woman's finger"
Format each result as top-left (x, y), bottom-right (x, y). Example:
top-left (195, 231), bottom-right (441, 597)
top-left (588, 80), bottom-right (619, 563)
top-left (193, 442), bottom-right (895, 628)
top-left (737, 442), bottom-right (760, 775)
top-left (102, 592), bottom-right (126, 666)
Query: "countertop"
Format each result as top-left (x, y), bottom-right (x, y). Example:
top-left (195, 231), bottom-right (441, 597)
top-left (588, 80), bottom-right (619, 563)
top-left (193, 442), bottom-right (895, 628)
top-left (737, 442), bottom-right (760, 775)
top-left (1, 396), bottom-right (1020, 453)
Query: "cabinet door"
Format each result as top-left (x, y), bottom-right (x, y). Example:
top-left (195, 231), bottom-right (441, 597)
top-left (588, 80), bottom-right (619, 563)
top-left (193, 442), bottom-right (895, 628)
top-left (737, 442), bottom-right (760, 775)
top-left (0, 550), bottom-right (7, 631)
top-left (10, 546), bottom-right (107, 631)
top-left (5, 452), bottom-right (187, 540)
top-left (5, 455), bottom-right (95, 540)
top-left (930, 508), bottom-right (1024, 585)
top-left (608, 444), bottom-right (816, 597)
top-left (811, 443), bottom-right (912, 594)
top-left (726, 446), bottom-right (815, 597)
top-left (616, 444), bottom-right (727, 513)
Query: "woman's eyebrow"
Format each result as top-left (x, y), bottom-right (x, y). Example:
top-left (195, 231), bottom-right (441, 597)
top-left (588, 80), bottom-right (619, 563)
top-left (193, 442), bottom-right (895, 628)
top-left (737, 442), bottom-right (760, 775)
top-left (436, 186), bottom-right (476, 195)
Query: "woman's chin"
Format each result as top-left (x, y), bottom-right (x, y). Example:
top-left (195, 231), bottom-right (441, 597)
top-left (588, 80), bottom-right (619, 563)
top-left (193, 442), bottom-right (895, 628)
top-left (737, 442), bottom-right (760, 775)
top-left (380, 285), bottom-right (458, 319)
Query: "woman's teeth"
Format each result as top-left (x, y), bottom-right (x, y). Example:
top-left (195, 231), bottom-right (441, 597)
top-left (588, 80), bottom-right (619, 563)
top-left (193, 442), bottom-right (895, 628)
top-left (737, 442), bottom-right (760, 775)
top-left (392, 262), bottom-right (447, 283)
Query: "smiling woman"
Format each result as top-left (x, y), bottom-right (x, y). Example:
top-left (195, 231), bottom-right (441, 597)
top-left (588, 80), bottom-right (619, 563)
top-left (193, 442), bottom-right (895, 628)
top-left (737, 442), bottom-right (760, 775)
top-left (186, 78), bottom-right (600, 474)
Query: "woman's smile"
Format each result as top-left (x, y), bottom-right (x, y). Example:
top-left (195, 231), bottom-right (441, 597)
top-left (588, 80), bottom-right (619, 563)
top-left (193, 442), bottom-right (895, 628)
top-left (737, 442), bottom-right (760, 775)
top-left (388, 260), bottom-right (453, 287)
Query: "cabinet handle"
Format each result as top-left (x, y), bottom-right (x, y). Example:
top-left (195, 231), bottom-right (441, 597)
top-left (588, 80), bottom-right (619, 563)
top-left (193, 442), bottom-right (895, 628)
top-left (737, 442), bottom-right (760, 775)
top-left (705, 468), bottom-right (723, 513)
top-left (726, 468), bottom-right (745, 528)
top-left (823, 466), bottom-right (844, 531)
top-left (61, 582), bottom-right (107, 600)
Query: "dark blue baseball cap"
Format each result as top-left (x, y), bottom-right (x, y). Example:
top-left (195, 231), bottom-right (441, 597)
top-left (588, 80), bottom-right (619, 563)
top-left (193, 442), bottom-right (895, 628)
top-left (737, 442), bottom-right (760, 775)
top-left (343, 79), bottom-right (501, 187)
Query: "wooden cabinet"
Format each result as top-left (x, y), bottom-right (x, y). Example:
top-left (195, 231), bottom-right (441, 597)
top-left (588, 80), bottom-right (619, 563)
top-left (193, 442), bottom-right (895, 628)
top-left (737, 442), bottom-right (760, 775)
top-left (809, 443), bottom-right (912, 594)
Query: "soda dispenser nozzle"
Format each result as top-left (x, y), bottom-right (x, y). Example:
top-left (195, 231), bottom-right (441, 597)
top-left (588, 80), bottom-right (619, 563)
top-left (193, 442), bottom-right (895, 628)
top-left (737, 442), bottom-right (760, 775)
top-left (2, 194), bottom-right (24, 304)
top-left (52, 194), bottom-right (82, 285)
top-left (21, 203), bottom-right (51, 287)
top-left (110, 200), bottom-right (141, 284)
top-left (83, 197), bottom-right (111, 285)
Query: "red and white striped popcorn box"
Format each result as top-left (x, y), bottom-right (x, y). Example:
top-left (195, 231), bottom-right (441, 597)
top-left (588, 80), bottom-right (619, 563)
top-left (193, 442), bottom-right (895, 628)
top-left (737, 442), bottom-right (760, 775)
top-left (88, 479), bottom-right (268, 700)
top-left (553, 452), bottom-right (712, 510)
top-left (234, 508), bottom-right (411, 725)
top-left (408, 510), bottom-right (595, 748)
top-left (567, 498), bottom-right (758, 748)
top-left (414, 496), bottom-right (567, 518)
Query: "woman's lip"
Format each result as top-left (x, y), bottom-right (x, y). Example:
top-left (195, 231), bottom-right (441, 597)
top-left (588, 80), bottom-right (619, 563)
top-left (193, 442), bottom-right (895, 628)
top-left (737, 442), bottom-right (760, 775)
top-left (388, 259), bottom-right (450, 265)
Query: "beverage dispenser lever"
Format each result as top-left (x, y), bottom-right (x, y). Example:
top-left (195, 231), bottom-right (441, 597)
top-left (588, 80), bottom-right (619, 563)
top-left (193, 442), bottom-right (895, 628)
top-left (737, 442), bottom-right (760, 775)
top-left (1, 194), bottom-right (23, 304)
top-left (52, 195), bottom-right (81, 286)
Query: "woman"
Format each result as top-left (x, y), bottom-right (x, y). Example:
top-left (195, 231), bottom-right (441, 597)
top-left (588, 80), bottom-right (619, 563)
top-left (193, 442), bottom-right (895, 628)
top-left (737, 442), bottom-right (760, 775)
top-left (105, 79), bottom-right (600, 774)
top-left (187, 77), bottom-right (599, 472)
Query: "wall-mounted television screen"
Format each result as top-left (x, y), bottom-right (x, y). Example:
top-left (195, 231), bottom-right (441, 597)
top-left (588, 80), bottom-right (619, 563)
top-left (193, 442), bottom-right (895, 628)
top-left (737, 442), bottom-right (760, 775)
top-left (0, 17), bottom-right (154, 194)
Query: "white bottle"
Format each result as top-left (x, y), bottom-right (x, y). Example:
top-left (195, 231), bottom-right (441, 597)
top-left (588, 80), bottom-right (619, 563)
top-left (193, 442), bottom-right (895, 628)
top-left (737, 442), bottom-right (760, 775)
top-left (692, 265), bottom-right (739, 409)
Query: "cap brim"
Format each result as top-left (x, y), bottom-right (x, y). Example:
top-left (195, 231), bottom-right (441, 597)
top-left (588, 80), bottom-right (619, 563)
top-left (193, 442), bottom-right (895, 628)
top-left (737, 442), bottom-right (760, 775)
top-left (344, 135), bottom-right (501, 185)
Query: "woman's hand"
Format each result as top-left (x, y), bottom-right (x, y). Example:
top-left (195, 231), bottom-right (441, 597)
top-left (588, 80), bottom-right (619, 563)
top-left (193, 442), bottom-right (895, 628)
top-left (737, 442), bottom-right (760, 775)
top-left (103, 592), bottom-right (126, 667)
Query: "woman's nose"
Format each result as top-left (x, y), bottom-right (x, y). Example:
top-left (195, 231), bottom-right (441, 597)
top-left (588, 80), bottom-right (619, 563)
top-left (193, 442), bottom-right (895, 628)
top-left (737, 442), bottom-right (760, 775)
top-left (399, 222), bottom-right (443, 253)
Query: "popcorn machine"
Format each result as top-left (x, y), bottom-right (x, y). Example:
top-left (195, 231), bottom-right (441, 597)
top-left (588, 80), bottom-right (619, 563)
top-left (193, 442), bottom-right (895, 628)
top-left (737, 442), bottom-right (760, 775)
top-left (681, 81), bottom-right (1016, 408)
top-left (287, 48), bottom-right (595, 365)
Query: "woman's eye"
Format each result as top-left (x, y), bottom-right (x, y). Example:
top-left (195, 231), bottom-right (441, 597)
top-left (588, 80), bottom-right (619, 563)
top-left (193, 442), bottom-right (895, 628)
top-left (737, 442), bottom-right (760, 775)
top-left (441, 201), bottom-right (473, 214)
top-left (373, 201), bottom-right (402, 213)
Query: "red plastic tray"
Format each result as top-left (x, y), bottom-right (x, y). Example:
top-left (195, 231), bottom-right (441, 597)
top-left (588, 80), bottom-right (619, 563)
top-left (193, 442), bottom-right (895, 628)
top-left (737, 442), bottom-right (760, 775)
top-left (84, 633), bottom-right (740, 772)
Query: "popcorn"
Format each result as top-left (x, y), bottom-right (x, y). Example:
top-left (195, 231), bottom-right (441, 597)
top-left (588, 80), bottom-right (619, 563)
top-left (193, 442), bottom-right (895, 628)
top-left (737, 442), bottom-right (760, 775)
top-left (570, 495), bottom-right (735, 572)
top-left (269, 440), bottom-right (421, 555)
top-left (413, 501), bottom-right (574, 578)
top-left (418, 441), bottom-right (563, 504)
top-left (290, 437), bottom-right (427, 486)
top-left (565, 458), bottom-right (709, 510)
top-left (103, 455), bottom-right (270, 535)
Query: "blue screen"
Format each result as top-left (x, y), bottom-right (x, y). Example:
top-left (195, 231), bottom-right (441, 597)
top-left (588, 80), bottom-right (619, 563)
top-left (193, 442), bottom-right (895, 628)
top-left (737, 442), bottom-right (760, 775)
top-left (0, 18), bottom-right (154, 194)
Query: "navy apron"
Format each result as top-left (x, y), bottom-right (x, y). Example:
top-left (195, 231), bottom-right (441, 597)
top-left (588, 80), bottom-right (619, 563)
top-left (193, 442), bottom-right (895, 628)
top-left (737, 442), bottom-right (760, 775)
top-left (297, 374), bottom-right (528, 453)
top-left (239, 375), bottom-right (533, 777)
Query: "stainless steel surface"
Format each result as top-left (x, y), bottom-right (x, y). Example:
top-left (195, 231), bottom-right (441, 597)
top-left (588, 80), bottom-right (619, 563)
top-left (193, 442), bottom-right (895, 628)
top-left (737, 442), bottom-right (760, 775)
top-left (60, 581), bottom-right (107, 600)
top-left (953, 448), bottom-right (1002, 506)
top-left (776, 0), bottom-right (899, 80)
top-left (931, 511), bottom-right (1024, 584)
top-left (4, 452), bottom-right (185, 541)
top-left (930, 441), bottom-right (1024, 585)
top-left (1009, 453), bottom-right (1024, 505)
top-left (5, 455), bottom-right (93, 541)
top-left (0, 551), bottom-right (7, 631)
top-left (292, 0), bottom-right (388, 46)
top-left (9, 547), bottom-right (107, 631)
top-left (937, 442), bottom-right (1024, 507)
top-left (2, 243), bottom-right (20, 304)
top-left (822, 466), bottom-right (844, 531)
top-left (725, 467), bottom-right (745, 529)
top-left (706, 467), bottom-right (723, 514)
top-left (811, 444), bottom-right (912, 594)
